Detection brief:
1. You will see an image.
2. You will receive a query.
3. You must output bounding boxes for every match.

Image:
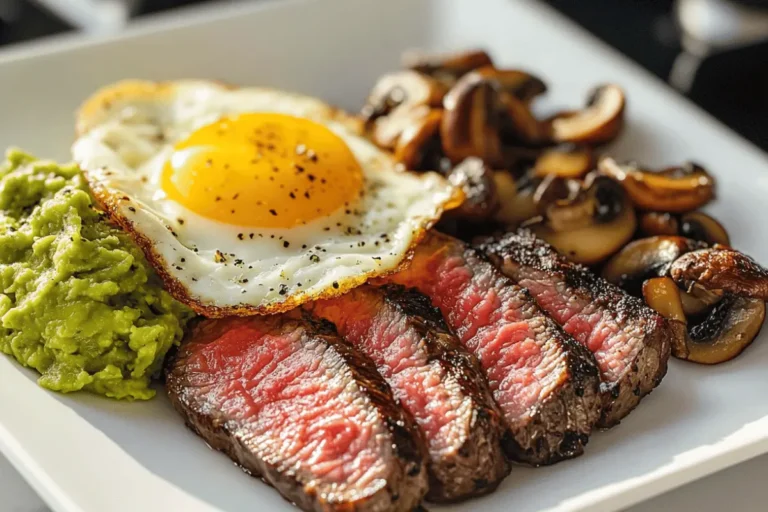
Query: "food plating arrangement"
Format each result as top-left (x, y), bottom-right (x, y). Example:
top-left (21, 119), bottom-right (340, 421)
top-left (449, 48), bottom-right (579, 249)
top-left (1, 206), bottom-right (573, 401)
top-left (2, 47), bottom-right (767, 511)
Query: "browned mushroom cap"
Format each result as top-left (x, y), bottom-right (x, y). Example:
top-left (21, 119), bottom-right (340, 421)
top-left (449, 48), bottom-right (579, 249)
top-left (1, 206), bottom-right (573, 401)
top-left (528, 174), bottom-right (636, 264)
top-left (440, 71), bottom-right (542, 166)
top-left (680, 211), bottom-right (730, 246)
top-left (440, 72), bottom-right (503, 166)
top-left (500, 90), bottom-right (545, 144)
top-left (639, 210), bottom-right (730, 246)
top-left (686, 295), bottom-right (765, 364)
top-left (643, 277), bottom-right (765, 364)
top-left (393, 109), bottom-right (444, 170)
top-left (669, 247), bottom-right (768, 300)
top-left (639, 212), bottom-right (680, 237)
top-left (679, 282), bottom-right (724, 316)
top-left (533, 144), bottom-right (594, 179)
top-left (598, 157), bottom-right (715, 213)
top-left (444, 157), bottom-right (500, 220)
top-left (492, 171), bottom-right (539, 226)
top-left (532, 174), bottom-right (581, 215)
top-left (402, 49), bottom-right (494, 86)
top-left (474, 66), bottom-right (547, 105)
top-left (549, 84), bottom-right (625, 145)
top-left (368, 104), bottom-right (428, 150)
top-left (361, 70), bottom-right (446, 122)
top-left (601, 236), bottom-right (703, 292)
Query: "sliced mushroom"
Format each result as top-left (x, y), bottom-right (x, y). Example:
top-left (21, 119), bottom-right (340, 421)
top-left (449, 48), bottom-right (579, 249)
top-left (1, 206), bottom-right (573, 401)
top-left (361, 70), bottom-right (446, 124)
top-left (669, 248), bottom-right (768, 300)
top-left (402, 49), bottom-right (494, 86)
top-left (679, 282), bottom-right (724, 316)
top-left (685, 295), bottom-right (765, 364)
top-left (598, 157), bottom-right (715, 213)
top-left (440, 72), bottom-right (504, 165)
top-left (549, 84), bottom-right (625, 145)
top-left (361, 71), bottom-right (447, 152)
top-left (643, 277), bottom-right (765, 364)
top-left (440, 70), bottom-right (543, 166)
top-left (499, 90), bottom-right (545, 144)
top-left (639, 212), bottom-right (679, 237)
top-left (528, 174), bottom-right (636, 264)
top-left (393, 108), bottom-right (444, 170)
top-left (532, 175), bottom-right (581, 217)
top-left (493, 171), bottom-right (539, 226)
top-left (533, 144), bottom-right (594, 179)
top-left (474, 66), bottom-right (547, 105)
top-left (639, 210), bottom-right (730, 247)
top-left (601, 236), bottom-right (703, 293)
top-left (643, 277), bottom-right (687, 323)
top-left (680, 211), bottom-right (730, 246)
top-left (444, 157), bottom-right (500, 220)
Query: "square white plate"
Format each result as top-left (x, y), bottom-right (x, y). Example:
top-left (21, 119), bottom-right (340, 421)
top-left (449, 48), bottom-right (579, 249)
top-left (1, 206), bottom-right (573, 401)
top-left (1, 1), bottom-right (768, 511)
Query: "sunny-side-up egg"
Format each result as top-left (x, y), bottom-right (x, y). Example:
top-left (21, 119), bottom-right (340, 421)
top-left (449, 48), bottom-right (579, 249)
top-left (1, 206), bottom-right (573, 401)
top-left (72, 80), bottom-right (462, 316)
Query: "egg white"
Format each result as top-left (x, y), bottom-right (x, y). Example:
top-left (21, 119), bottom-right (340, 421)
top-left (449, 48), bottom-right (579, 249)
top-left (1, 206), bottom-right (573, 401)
top-left (72, 80), bottom-right (460, 315)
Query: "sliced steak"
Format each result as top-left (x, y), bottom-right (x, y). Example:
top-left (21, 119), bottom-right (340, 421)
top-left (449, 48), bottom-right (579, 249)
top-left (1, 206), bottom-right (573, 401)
top-left (309, 284), bottom-right (509, 502)
top-left (478, 229), bottom-right (672, 426)
top-left (382, 231), bottom-right (601, 465)
top-left (166, 311), bottom-right (428, 512)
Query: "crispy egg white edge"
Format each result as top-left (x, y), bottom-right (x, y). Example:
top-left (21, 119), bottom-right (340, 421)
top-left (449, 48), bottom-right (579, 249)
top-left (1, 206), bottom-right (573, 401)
top-left (72, 80), bottom-right (462, 315)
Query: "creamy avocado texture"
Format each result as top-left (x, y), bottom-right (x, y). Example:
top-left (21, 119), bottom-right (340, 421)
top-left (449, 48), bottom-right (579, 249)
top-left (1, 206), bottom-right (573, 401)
top-left (0, 149), bottom-right (193, 399)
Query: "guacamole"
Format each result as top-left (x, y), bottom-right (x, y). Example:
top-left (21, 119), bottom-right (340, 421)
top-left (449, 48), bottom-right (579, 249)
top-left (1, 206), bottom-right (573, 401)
top-left (0, 149), bottom-right (193, 400)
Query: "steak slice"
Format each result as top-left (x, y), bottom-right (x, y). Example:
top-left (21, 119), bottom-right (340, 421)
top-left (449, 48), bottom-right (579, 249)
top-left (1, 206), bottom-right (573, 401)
top-left (309, 284), bottom-right (509, 502)
top-left (478, 229), bottom-right (672, 426)
top-left (166, 311), bottom-right (428, 512)
top-left (382, 231), bottom-right (601, 465)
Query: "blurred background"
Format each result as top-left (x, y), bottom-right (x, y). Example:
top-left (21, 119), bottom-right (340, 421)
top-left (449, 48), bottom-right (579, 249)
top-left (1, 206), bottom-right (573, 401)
top-left (0, 0), bottom-right (767, 151)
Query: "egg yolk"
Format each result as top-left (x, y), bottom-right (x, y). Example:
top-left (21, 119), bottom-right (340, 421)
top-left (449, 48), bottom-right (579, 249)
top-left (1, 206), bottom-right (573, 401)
top-left (161, 113), bottom-right (364, 228)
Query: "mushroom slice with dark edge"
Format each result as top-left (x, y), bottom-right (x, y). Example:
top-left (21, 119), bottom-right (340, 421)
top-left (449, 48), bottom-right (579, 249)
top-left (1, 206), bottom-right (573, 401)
top-left (532, 175), bottom-right (581, 213)
top-left (527, 173), bottom-right (636, 265)
top-left (402, 49), bottom-right (494, 87)
top-left (639, 212), bottom-right (680, 237)
top-left (361, 70), bottom-right (446, 124)
top-left (440, 70), bottom-right (542, 166)
top-left (669, 247), bottom-right (768, 300)
top-left (680, 211), bottom-right (730, 246)
top-left (598, 157), bottom-right (715, 213)
top-left (673, 275), bottom-right (725, 316)
top-left (361, 71), bottom-right (446, 150)
top-left (639, 211), bottom-right (730, 246)
top-left (492, 171), bottom-right (539, 226)
top-left (602, 236), bottom-right (704, 295)
top-left (643, 277), bottom-right (765, 364)
top-left (394, 108), bottom-right (444, 170)
top-left (533, 144), bottom-right (594, 180)
top-left (445, 157), bottom-right (500, 220)
top-left (549, 84), bottom-right (625, 145)
top-left (474, 66), bottom-right (548, 105)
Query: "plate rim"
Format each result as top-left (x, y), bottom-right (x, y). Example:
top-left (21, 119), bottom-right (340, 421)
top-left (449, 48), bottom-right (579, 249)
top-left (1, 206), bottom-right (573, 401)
top-left (1, 1), bottom-right (768, 511)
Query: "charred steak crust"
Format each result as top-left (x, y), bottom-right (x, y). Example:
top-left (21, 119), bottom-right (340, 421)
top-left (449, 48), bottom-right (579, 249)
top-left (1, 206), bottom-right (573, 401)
top-left (478, 229), bottom-right (672, 426)
top-left (383, 232), bottom-right (602, 465)
top-left (310, 284), bottom-right (509, 502)
top-left (166, 311), bottom-right (428, 512)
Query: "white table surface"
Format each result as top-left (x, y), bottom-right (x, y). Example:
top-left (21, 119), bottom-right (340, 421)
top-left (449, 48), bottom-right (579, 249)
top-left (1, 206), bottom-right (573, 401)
top-left (2, 450), bottom-right (766, 512)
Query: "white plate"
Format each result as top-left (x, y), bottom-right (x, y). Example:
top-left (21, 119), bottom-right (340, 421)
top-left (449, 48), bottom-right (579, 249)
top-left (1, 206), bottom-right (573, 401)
top-left (1, 1), bottom-right (768, 511)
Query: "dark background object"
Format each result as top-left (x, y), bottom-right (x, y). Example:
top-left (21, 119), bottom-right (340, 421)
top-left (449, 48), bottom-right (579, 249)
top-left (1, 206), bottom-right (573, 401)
top-left (0, 0), bottom-right (767, 151)
top-left (544, 0), bottom-right (768, 152)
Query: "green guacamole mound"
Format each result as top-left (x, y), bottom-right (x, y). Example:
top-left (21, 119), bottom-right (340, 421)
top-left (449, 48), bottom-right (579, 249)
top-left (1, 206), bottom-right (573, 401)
top-left (0, 149), bottom-right (194, 400)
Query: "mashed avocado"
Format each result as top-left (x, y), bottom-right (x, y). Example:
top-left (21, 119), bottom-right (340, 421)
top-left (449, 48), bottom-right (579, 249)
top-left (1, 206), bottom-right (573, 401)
top-left (0, 149), bottom-right (193, 400)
